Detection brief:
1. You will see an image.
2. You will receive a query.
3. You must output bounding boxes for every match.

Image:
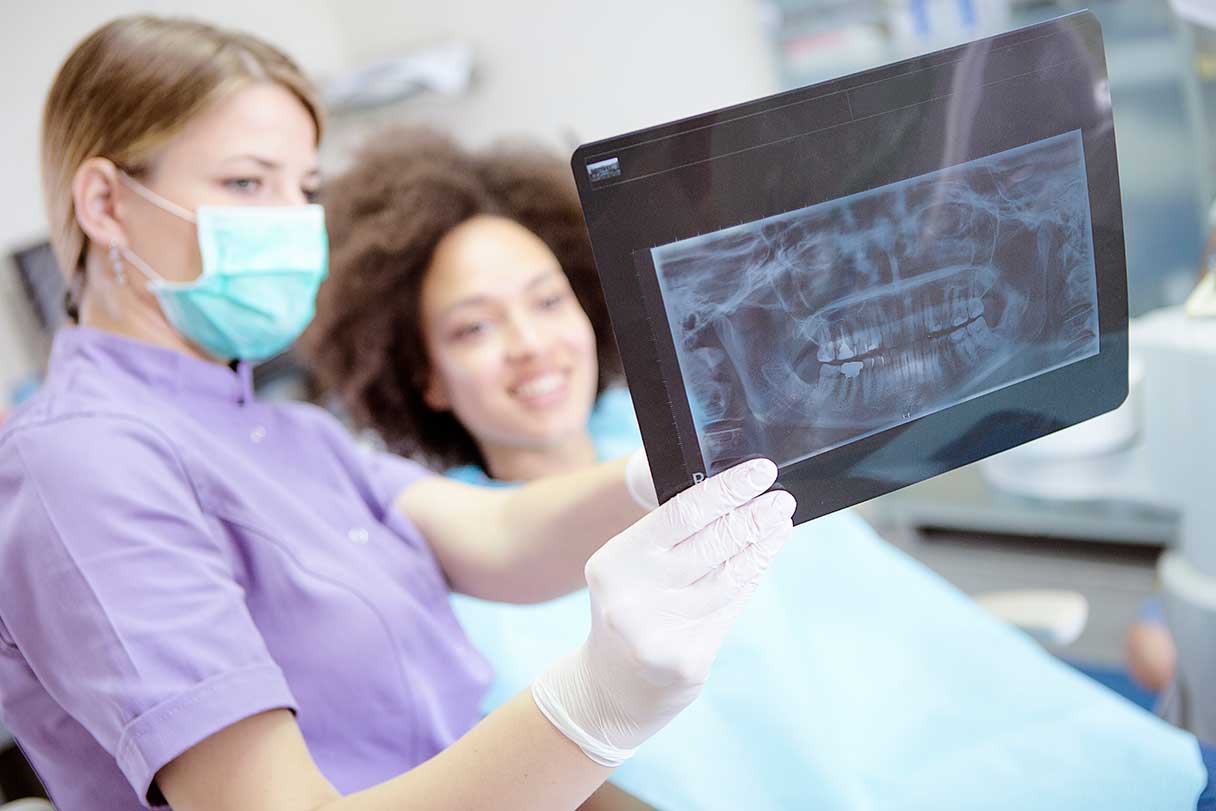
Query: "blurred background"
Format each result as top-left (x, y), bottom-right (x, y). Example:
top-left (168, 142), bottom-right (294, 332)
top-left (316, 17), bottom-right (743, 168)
top-left (2, 0), bottom-right (1216, 800)
top-left (4, 0), bottom-right (1215, 393)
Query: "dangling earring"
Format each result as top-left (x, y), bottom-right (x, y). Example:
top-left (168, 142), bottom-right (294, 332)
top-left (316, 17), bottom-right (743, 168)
top-left (108, 241), bottom-right (127, 286)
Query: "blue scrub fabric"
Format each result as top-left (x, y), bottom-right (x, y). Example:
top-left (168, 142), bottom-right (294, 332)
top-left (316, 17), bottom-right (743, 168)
top-left (1200, 744), bottom-right (1216, 811)
top-left (448, 387), bottom-right (1207, 810)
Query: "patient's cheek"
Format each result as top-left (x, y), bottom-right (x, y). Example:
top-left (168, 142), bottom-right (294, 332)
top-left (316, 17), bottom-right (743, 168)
top-left (435, 347), bottom-right (507, 416)
top-left (566, 315), bottom-right (598, 370)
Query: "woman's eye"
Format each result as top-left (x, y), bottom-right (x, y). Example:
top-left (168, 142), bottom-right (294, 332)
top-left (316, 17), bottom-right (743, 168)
top-left (224, 177), bottom-right (262, 194)
top-left (538, 292), bottom-right (566, 310)
top-left (452, 322), bottom-right (490, 341)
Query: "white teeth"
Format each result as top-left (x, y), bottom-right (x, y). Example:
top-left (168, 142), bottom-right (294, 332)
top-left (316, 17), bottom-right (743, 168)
top-left (881, 318), bottom-right (900, 346)
top-left (968, 316), bottom-right (998, 353)
top-left (836, 334), bottom-right (855, 360)
top-left (951, 290), bottom-right (968, 326)
top-left (823, 359), bottom-right (867, 379)
top-left (812, 320), bottom-right (835, 362)
top-left (863, 325), bottom-right (882, 353)
top-left (513, 373), bottom-right (564, 398)
top-left (960, 329), bottom-right (982, 363)
top-left (925, 302), bottom-right (944, 332)
top-left (812, 293), bottom-right (983, 365)
top-left (831, 370), bottom-right (848, 399)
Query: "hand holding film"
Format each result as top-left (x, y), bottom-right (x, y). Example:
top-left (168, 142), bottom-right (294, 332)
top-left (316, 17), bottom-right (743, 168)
top-left (532, 459), bottom-right (795, 766)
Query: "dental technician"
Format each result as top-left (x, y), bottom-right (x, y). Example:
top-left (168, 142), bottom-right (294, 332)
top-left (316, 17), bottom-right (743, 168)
top-left (0, 16), bottom-right (794, 811)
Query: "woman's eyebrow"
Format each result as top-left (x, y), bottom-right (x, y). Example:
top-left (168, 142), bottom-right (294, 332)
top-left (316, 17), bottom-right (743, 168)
top-left (220, 154), bottom-right (280, 169)
top-left (524, 267), bottom-right (564, 289)
top-left (442, 267), bottom-right (564, 316)
top-left (219, 155), bottom-right (322, 177)
top-left (442, 295), bottom-right (494, 317)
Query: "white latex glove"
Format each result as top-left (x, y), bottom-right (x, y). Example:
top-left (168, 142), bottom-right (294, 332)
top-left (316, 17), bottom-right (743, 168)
top-left (533, 458), bottom-right (795, 766)
top-left (624, 448), bottom-right (659, 510)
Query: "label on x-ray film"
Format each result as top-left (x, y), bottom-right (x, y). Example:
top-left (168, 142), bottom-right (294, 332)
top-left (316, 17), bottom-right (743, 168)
top-left (587, 157), bottom-right (622, 182)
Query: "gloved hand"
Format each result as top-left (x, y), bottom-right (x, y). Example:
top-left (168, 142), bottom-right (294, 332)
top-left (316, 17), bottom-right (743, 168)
top-left (533, 458), bottom-right (795, 766)
top-left (624, 448), bottom-right (659, 511)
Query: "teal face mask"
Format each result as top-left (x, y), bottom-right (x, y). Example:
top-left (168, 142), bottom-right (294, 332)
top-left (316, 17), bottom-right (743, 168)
top-left (118, 173), bottom-right (328, 361)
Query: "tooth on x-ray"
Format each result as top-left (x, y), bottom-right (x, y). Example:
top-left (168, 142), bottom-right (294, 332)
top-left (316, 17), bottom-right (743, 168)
top-left (651, 130), bottom-right (1100, 474)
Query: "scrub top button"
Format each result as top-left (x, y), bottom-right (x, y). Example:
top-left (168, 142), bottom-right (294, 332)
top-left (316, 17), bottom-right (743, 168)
top-left (348, 527), bottom-right (370, 544)
top-left (250, 425), bottom-right (267, 443)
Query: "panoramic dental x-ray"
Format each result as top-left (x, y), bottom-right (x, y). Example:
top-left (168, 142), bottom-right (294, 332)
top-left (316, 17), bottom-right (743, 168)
top-left (652, 131), bottom-right (1099, 474)
top-left (573, 11), bottom-right (1128, 521)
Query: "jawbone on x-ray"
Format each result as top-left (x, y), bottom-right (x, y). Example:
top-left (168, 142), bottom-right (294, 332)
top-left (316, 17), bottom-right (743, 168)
top-left (652, 130), bottom-right (1100, 474)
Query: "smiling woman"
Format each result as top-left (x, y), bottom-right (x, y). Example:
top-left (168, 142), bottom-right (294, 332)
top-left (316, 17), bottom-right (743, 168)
top-left (417, 214), bottom-right (601, 481)
top-left (303, 128), bottom-right (623, 476)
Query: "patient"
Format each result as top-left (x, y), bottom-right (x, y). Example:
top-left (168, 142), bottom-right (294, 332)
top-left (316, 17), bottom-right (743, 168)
top-left (304, 127), bottom-right (1207, 811)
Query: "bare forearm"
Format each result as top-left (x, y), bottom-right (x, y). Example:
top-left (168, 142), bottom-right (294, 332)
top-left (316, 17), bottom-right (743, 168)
top-left (578, 782), bottom-right (659, 811)
top-left (403, 457), bottom-right (646, 603)
top-left (321, 692), bottom-right (612, 811)
top-left (492, 456), bottom-right (645, 601)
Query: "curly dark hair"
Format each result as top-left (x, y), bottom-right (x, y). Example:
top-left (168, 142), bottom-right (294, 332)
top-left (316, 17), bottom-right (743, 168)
top-left (302, 127), bottom-right (622, 470)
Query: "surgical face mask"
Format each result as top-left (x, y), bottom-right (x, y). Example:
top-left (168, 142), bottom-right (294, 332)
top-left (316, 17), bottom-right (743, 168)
top-left (117, 172), bottom-right (328, 361)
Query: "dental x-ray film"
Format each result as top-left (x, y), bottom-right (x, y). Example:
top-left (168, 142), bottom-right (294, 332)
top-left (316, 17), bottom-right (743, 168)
top-left (573, 12), bottom-right (1128, 523)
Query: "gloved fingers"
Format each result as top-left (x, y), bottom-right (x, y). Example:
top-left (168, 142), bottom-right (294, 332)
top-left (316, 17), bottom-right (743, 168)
top-left (642, 458), bottom-right (779, 550)
top-left (677, 520), bottom-right (794, 617)
top-left (667, 490), bottom-right (796, 584)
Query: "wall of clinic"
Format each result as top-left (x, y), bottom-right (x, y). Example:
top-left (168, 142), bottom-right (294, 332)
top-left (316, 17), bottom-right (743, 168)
top-left (0, 0), bottom-right (778, 397)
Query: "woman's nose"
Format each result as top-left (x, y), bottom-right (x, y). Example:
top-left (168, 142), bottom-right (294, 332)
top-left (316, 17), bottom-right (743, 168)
top-left (504, 317), bottom-right (545, 358)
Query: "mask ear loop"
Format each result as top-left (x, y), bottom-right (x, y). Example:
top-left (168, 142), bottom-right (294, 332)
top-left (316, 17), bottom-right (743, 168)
top-left (112, 173), bottom-right (188, 287)
top-left (117, 171), bottom-right (197, 223)
top-left (109, 241), bottom-right (167, 286)
top-left (108, 241), bottom-right (127, 286)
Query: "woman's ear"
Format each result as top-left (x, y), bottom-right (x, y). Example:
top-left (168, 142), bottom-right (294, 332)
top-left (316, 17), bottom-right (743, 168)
top-left (72, 157), bottom-right (129, 249)
top-left (423, 371), bottom-right (450, 412)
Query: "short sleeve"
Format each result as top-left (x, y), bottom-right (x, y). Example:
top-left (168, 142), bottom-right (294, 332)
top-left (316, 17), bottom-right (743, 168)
top-left (358, 447), bottom-right (434, 515)
top-left (0, 415), bottom-right (297, 807)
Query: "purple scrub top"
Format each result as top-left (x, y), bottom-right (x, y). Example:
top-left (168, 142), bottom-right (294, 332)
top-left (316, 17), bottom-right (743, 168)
top-left (0, 327), bottom-right (491, 809)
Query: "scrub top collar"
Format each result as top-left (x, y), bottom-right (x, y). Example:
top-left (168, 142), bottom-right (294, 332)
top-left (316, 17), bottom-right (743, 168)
top-left (50, 326), bottom-right (256, 405)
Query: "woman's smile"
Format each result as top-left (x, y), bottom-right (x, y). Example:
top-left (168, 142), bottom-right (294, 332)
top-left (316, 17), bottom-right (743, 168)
top-left (508, 368), bottom-right (571, 409)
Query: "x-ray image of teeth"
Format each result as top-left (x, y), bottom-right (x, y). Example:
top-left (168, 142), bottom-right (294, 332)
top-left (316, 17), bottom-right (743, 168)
top-left (651, 130), bottom-right (1100, 474)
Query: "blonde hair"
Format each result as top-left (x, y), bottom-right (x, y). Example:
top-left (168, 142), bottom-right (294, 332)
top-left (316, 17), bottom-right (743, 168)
top-left (41, 15), bottom-right (325, 318)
